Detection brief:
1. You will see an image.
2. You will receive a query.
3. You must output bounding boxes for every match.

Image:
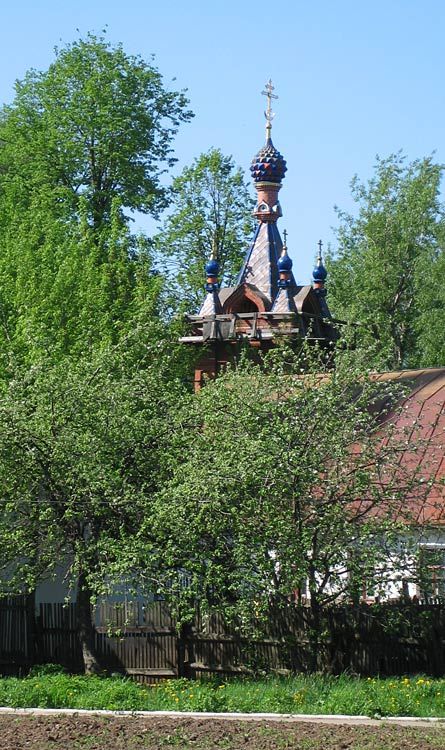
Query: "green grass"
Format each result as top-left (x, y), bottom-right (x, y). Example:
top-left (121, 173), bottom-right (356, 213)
top-left (1, 667), bottom-right (445, 717)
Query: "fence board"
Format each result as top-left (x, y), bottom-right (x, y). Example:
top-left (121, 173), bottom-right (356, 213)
top-left (2, 599), bottom-right (445, 680)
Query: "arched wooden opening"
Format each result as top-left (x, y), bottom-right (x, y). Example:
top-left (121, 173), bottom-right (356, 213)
top-left (223, 283), bottom-right (269, 315)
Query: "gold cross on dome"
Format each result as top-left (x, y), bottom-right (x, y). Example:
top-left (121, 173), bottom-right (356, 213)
top-left (261, 79), bottom-right (278, 139)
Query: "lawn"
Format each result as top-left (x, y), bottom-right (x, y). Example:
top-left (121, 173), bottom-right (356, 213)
top-left (1, 667), bottom-right (445, 717)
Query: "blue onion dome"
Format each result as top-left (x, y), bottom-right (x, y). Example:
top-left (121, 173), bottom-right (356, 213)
top-left (313, 260), bottom-right (327, 283)
top-left (250, 138), bottom-right (287, 184)
top-left (205, 257), bottom-right (220, 277)
top-left (278, 247), bottom-right (293, 272)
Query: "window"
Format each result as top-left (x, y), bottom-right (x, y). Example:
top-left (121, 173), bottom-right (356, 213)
top-left (418, 547), bottom-right (445, 598)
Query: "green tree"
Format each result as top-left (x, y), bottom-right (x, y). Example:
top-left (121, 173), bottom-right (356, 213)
top-left (415, 237), bottom-right (445, 366)
top-left (327, 153), bottom-right (445, 369)
top-left (137, 344), bottom-right (432, 667)
top-left (0, 33), bottom-right (192, 362)
top-left (0, 32), bottom-right (192, 227)
top-left (0, 322), bottom-right (189, 673)
top-left (154, 148), bottom-right (255, 313)
top-left (0, 193), bottom-right (162, 363)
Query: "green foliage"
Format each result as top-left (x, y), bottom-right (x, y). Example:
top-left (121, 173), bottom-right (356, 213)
top-left (415, 241), bottom-right (445, 366)
top-left (135, 342), bottom-right (425, 627)
top-left (0, 31), bottom-right (196, 673)
top-left (0, 194), bottom-right (162, 363)
top-left (0, 32), bottom-right (192, 224)
top-left (0, 32), bottom-right (192, 363)
top-left (0, 672), bottom-right (147, 711)
top-left (327, 153), bottom-right (445, 369)
top-left (0, 322), bottom-right (190, 599)
top-left (28, 663), bottom-right (67, 677)
top-left (0, 673), bottom-right (444, 717)
top-left (154, 148), bottom-right (254, 313)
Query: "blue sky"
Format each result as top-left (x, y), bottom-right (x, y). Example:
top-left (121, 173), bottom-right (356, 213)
top-left (1, 0), bottom-right (444, 283)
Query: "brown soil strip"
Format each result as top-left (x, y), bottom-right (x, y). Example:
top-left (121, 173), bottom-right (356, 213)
top-left (0, 714), bottom-right (445, 750)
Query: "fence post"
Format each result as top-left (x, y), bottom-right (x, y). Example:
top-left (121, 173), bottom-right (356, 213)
top-left (25, 593), bottom-right (36, 669)
top-left (177, 621), bottom-right (193, 678)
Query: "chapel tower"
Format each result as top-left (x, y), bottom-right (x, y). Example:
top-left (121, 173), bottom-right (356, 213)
top-left (180, 81), bottom-right (339, 389)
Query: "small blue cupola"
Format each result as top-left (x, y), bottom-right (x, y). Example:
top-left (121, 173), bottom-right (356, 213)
top-left (272, 230), bottom-right (297, 313)
top-left (205, 257), bottom-right (220, 291)
top-left (277, 229), bottom-right (293, 287)
top-left (198, 239), bottom-right (223, 316)
top-left (312, 240), bottom-right (331, 318)
top-left (278, 246), bottom-right (293, 273)
top-left (312, 239), bottom-right (327, 284)
top-left (205, 240), bottom-right (220, 293)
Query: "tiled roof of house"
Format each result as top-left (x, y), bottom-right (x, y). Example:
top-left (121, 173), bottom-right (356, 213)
top-left (372, 368), bottom-right (445, 524)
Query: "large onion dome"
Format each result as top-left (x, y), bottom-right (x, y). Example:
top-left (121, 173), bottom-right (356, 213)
top-left (250, 138), bottom-right (287, 184)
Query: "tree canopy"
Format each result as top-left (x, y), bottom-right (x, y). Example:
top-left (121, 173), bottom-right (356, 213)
top-left (0, 322), bottom-right (190, 672)
top-left (0, 32), bottom-right (193, 225)
top-left (130, 345), bottom-right (430, 645)
top-left (154, 148), bottom-right (254, 313)
top-left (327, 153), bottom-right (445, 369)
top-left (0, 33), bottom-right (193, 364)
top-left (0, 35), bottom-right (196, 672)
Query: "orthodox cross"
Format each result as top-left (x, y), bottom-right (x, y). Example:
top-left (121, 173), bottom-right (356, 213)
top-left (283, 228), bottom-right (288, 248)
top-left (318, 239), bottom-right (323, 263)
top-left (262, 79), bottom-right (278, 140)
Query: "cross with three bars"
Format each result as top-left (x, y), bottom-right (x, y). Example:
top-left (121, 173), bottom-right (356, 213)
top-left (262, 79), bottom-right (278, 139)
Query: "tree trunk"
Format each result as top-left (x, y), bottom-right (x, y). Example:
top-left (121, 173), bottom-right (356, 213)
top-left (76, 572), bottom-right (101, 675)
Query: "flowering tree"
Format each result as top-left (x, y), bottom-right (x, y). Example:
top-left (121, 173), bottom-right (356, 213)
top-left (142, 343), bottom-right (436, 667)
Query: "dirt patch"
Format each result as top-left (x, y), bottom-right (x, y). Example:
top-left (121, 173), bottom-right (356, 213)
top-left (0, 715), bottom-right (444, 750)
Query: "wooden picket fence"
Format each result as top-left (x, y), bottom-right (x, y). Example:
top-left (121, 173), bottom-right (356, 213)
top-left (1, 597), bottom-right (445, 680)
top-left (0, 596), bottom-right (34, 675)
